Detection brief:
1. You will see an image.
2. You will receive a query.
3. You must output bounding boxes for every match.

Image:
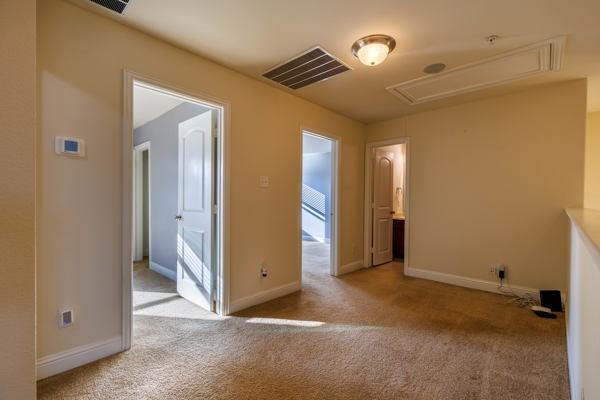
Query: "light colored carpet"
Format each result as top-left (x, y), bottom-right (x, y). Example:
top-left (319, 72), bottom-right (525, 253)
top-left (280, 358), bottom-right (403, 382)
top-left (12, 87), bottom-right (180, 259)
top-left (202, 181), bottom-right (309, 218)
top-left (38, 254), bottom-right (569, 399)
top-left (302, 240), bottom-right (330, 272)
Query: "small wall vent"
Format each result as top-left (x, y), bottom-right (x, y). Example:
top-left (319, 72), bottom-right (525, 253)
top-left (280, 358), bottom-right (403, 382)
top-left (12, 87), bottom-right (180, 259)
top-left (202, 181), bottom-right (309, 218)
top-left (263, 47), bottom-right (351, 90)
top-left (89, 0), bottom-right (130, 14)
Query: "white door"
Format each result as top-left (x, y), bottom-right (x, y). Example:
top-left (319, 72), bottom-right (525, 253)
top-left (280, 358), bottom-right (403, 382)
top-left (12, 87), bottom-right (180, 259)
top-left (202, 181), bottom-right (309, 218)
top-left (176, 110), bottom-right (216, 311)
top-left (372, 149), bottom-right (394, 265)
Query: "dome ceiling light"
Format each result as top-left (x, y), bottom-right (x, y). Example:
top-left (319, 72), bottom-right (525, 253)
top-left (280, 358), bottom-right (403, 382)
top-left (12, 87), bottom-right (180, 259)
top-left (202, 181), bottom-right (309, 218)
top-left (351, 34), bottom-right (396, 66)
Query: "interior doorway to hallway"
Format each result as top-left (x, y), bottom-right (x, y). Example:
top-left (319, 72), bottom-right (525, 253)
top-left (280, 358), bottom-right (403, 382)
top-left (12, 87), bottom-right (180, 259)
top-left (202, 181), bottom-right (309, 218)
top-left (301, 131), bottom-right (339, 277)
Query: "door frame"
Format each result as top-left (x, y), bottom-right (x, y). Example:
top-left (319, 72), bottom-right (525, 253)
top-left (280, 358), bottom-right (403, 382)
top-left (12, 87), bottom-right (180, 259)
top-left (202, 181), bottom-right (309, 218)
top-left (133, 141), bottom-right (151, 263)
top-left (364, 138), bottom-right (410, 270)
top-left (122, 70), bottom-right (231, 351)
top-left (300, 128), bottom-right (340, 277)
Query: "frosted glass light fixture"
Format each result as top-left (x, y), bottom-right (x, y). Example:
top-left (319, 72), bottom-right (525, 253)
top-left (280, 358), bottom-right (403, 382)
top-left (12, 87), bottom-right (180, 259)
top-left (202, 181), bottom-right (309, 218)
top-left (352, 34), bottom-right (396, 66)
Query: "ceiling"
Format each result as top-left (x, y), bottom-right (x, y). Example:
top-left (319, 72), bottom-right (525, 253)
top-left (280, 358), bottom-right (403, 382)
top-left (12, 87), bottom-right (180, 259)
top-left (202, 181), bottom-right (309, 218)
top-left (303, 133), bottom-right (332, 155)
top-left (73, 0), bottom-right (600, 123)
top-left (133, 85), bottom-right (183, 129)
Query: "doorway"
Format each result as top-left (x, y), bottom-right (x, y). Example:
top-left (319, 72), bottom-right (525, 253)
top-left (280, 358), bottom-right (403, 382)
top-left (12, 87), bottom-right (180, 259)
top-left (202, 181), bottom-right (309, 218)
top-left (123, 72), bottom-right (229, 350)
top-left (133, 140), bottom-right (151, 277)
top-left (364, 139), bottom-right (409, 268)
top-left (301, 131), bottom-right (339, 276)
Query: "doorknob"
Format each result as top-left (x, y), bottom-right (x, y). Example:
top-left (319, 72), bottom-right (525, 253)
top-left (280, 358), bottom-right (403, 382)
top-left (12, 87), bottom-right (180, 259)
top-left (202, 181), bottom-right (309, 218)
top-left (175, 215), bottom-right (183, 221)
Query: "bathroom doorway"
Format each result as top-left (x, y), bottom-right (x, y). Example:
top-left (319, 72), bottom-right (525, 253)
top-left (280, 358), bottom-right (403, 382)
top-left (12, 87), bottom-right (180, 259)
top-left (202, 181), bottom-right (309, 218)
top-left (364, 139), bottom-right (409, 268)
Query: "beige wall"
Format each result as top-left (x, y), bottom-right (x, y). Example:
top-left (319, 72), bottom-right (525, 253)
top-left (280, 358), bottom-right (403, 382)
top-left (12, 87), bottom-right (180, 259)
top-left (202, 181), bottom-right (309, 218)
top-left (367, 80), bottom-right (587, 291)
top-left (585, 111), bottom-right (600, 210)
top-left (0, 1), bottom-right (37, 398)
top-left (37, 0), bottom-right (365, 359)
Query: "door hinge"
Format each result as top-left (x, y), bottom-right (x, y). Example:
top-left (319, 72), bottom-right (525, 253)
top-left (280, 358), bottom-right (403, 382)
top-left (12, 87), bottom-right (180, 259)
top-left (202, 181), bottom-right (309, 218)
top-left (370, 247), bottom-right (375, 253)
top-left (212, 204), bottom-right (218, 214)
top-left (212, 299), bottom-right (217, 312)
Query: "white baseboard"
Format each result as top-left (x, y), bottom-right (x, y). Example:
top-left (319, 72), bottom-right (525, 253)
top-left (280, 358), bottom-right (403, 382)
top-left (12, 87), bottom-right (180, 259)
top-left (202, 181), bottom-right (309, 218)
top-left (150, 261), bottom-right (176, 281)
top-left (229, 281), bottom-right (301, 314)
top-left (338, 260), bottom-right (364, 275)
top-left (404, 266), bottom-right (539, 298)
top-left (37, 336), bottom-right (122, 380)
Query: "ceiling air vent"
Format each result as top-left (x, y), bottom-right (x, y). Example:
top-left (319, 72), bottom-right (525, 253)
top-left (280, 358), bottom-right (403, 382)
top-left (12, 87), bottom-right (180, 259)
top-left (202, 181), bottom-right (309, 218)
top-left (263, 47), bottom-right (351, 90)
top-left (89, 0), bottom-right (130, 14)
top-left (387, 36), bottom-right (565, 105)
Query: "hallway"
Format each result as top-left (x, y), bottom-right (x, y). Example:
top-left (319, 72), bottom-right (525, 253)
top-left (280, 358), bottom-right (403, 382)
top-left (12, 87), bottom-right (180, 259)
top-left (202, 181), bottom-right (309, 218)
top-left (38, 261), bottom-right (568, 399)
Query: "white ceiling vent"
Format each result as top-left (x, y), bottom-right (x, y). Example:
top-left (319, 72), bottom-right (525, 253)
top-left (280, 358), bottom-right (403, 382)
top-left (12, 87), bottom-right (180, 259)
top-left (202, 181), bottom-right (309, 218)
top-left (387, 36), bottom-right (566, 105)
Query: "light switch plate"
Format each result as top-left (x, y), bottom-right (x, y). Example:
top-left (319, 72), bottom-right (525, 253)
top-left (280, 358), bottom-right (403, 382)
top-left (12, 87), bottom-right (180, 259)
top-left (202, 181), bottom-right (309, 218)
top-left (259, 176), bottom-right (270, 188)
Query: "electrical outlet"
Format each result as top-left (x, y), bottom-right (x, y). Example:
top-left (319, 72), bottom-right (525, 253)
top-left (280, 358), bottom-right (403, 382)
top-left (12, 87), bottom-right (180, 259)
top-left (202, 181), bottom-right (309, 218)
top-left (489, 264), bottom-right (508, 280)
top-left (498, 265), bottom-right (507, 280)
top-left (59, 309), bottom-right (74, 328)
top-left (260, 266), bottom-right (268, 278)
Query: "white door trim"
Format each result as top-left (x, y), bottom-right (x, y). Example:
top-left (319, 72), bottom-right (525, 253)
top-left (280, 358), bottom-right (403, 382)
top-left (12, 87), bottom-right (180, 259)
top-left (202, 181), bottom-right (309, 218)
top-left (364, 138), bottom-right (410, 270)
top-left (300, 128), bottom-right (340, 277)
top-left (133, 141), bottom-right (150, 262)
top-left (122, 70), bottom-right (231, 352)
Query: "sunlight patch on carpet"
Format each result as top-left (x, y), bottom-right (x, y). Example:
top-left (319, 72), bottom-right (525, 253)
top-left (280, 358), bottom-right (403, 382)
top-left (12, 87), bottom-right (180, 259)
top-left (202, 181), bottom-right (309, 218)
top-left (246, 317), bottom-right (325, 327)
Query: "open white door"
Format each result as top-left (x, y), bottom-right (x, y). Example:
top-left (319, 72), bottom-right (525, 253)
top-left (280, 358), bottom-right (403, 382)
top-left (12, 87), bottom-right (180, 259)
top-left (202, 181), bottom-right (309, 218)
top-left (372, 149), bottom-right (394, 265)
top-left (176, 110), bottom-right (216, 311)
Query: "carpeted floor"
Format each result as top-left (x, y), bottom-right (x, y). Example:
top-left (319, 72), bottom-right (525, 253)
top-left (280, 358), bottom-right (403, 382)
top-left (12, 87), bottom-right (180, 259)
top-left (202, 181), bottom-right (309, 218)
top-left (302, 240), bottom-right (331, 273)
top-left (37, 248), bottom-right (569, 399)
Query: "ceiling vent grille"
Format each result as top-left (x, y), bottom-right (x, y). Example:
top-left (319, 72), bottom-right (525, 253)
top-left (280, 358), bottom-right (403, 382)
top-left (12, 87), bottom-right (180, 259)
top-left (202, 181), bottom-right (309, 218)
top-left (263, 47), bottom-right (351, 90)
top-left (387, 36), bottom-right (566, 105)
top-left (89, 0), bottom-right (130, 14)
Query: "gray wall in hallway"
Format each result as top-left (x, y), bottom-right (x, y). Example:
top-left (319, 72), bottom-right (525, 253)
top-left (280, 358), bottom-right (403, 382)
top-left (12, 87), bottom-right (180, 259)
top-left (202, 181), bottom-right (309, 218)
top-left (134, 102), bottom-right (209, 276)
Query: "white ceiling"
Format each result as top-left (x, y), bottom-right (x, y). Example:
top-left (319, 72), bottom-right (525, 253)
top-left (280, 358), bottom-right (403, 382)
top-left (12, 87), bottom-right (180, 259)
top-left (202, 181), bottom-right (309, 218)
top-left (74, 0), bottom-right (600, 123)
top-left (133, 85), bottom-right (183, 129)
top-left (303, 133), bottom-right (332, 154)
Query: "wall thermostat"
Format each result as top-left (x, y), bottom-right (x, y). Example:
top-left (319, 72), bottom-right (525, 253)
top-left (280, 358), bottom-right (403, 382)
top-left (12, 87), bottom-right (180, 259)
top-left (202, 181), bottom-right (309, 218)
top-left (55, 136), bottom-right (85, 157)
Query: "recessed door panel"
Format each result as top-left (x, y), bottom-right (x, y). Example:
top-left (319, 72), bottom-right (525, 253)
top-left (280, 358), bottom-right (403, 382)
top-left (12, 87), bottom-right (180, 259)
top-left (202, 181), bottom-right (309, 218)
top-left (376, 219), bottom-right (391, 253)
top-left (183, 131), bottom-right (205, 211)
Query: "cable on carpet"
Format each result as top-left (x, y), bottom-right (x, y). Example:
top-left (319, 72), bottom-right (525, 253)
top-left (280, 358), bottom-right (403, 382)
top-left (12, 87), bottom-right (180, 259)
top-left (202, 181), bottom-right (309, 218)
top-left (497, 279), bottom-right (539, 308)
